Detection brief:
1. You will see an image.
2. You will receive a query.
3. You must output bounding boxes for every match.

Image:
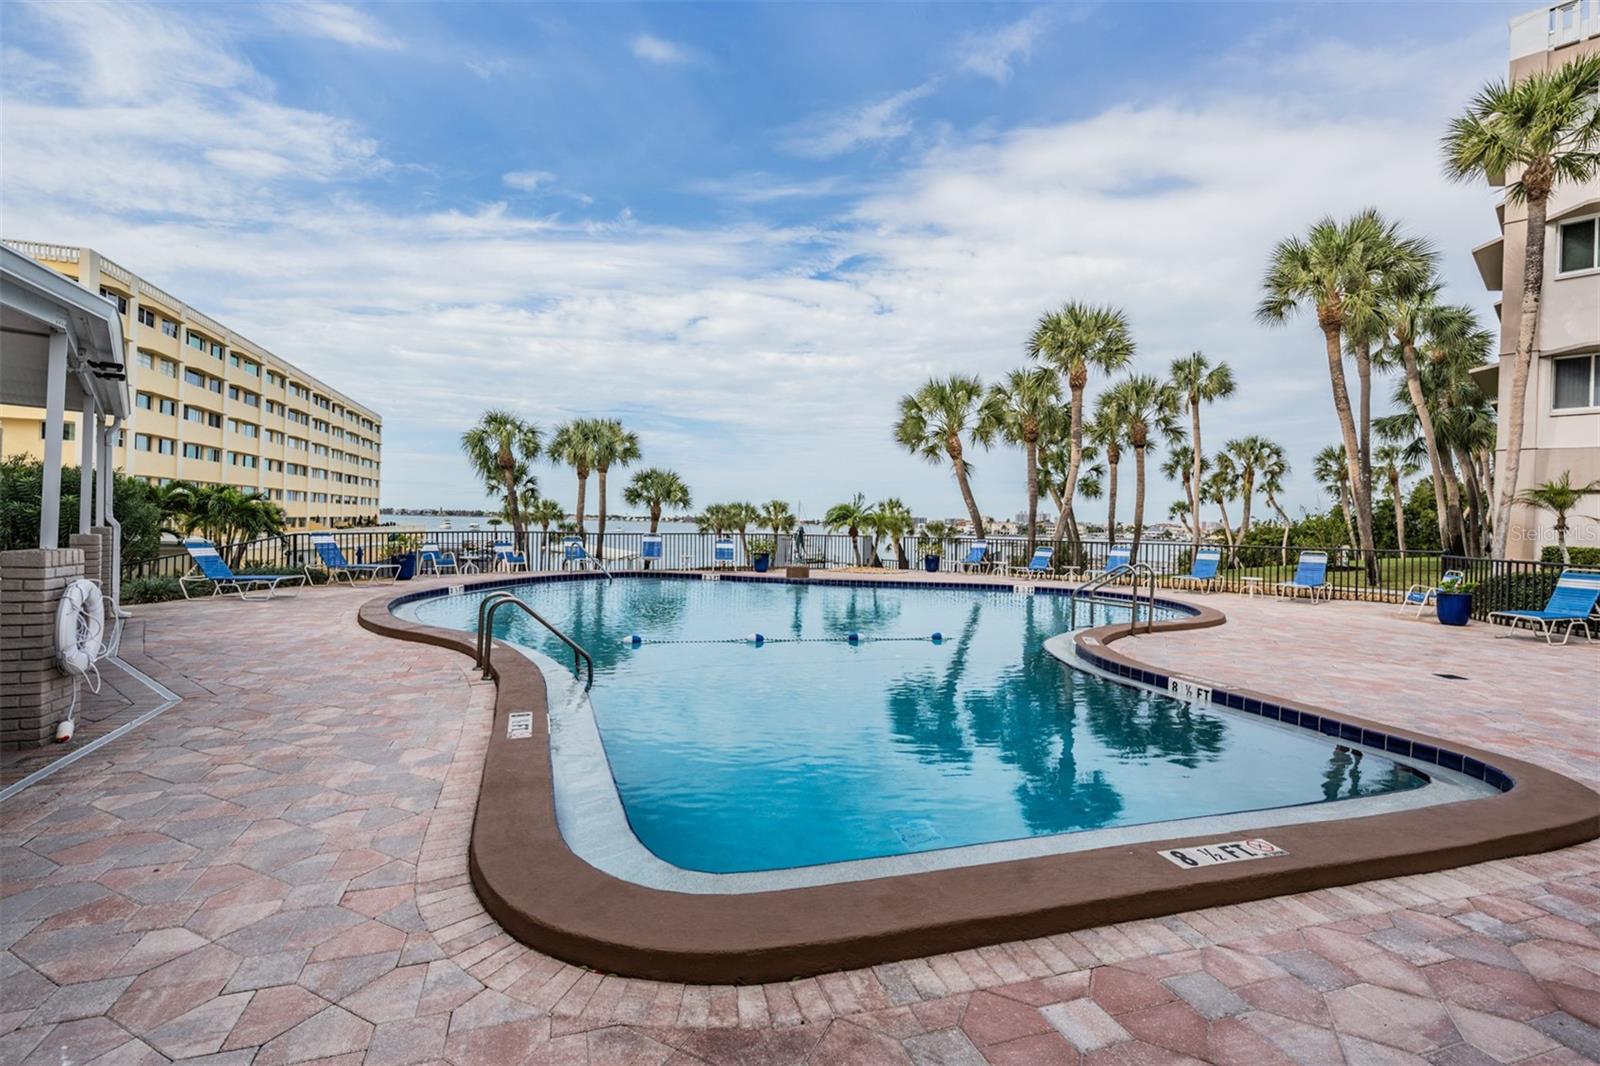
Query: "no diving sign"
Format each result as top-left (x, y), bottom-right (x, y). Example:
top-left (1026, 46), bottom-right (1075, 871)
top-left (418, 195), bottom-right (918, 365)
top-left (1158, 838), bottom-right (1287, 869)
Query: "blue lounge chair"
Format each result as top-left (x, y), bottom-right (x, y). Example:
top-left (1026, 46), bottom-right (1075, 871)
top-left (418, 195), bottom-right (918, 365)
top-left (1488, 569), bottom-right (1600, 645)
top-left (1089, 545), bottom-right (1133, 582)
top-left (1169, 547), bottom-right (1222, 592)
top-left (308, 533), bottom-right (399, 585)
top-left (958, 541), bottom-right (990, 573)
top-left (641, 534), bottom-right (663, 566)
top-left (562, 536), bottom-right (600, 571)
top-left (493, 540), bottom-right (529, 572)
top-left (1009, 546), bottom-right (1054, 580)
top-left (418, 543), bottom-right (459, 576)
top-left (1399, 569), bottom-right (1464, 618)
top-left (1277, 550), bottom-right (1330, 601)
top-left (181, 538), bottom-right (306, 601)
top-left (713, 538), bottom-right (736, 567)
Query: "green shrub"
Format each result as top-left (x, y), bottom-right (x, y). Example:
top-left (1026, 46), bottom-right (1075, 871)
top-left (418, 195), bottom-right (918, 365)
top-left (1540, 545), bottom-right (1600, 567)
top-left (1474, 570), bottom-right (1560, 617)
top-left (122, 576), bottom-right (187, 604)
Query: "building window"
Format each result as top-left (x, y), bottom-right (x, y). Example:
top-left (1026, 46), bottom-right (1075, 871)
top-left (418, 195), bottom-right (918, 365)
top-left (1558, 217), bottom-right (1598, 275)
top-left (1553, 352), bottom-right (1600, 411)
top-left (186, 331), bottom-right (207, 351)
top-left (211, 341), bottom-right (225, 358)
top-left (182, 443), bottom-right (221, 461)
top-left (161, 318), bottom-right (178, 338)
top-left (137, 393), bottom-right (152, 410)
top-left (40, 422), bottom-right (76, 441)
top-left (136, 351), bottom-right (155, 369)
top-left (160, 358), bottom-right (178, 378)
top-left (138, 307), bottom-right (156, 328)
top-left (159, 397), bottom-right (177, 416)
top-left (99, 287), bottom-right (128, 314)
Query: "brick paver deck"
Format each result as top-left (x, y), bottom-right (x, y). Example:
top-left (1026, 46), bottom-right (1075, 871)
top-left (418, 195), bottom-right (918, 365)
top-left (2, 576), bottom-right (1597, 1065)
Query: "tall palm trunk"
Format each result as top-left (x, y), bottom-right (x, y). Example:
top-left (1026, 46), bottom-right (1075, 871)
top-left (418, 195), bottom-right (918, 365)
top-left (1456, 444), bottom-right (1487, 555)
top-left (1389, 472), bottom-right (1407, 557)
top-left (1104, 446), bottom-right (1120, 544)
top-left (1401, 342), bottom-right (1453, 552)
top-left (1321, 321), bottom-right (1378, 578)
top-left (1492, 191), bottom-right (1549, 558)
top-left (1338, 484), bottom-right (1357, 549)
top-left (500, 449), bottom-right (526, 546)
top-left (947, 436), bottom-right (985, 538)
top-left (1438, 446), bottom-right (1469, 557)
top-left (645, 505), bottom-right (661, 570)
top-left (1268, 492), bottom-right (1292, 564)
top-left (574, 466), bottom-right (589, 546)
top-left (1130, 446), bottom-right (1148, 558)
top-left (1238, 472), bottom-right (1256, 543)
top-left (1355, 339), bottom-right (1374, 517)
top-left (1048, 374), bottom-right (1087, 547)
top-left (848, 525), bottom-right (862, 567)
top-left (1023, 439), bottom-right (1040, 556)
top-left (1215, 495), bottom-right (1235, 552)
top-left (595, 466), bottom-right (610, 559)
top-left (1189, 398), bottom-right (1204, 546)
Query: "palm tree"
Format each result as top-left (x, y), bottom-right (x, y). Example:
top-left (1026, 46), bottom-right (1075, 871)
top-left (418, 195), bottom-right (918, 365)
top-left (1374, 443), bottom-right (1421, 556)
top-left (1257, 442), bottom-right (1293, 563)
top-left (1201, 456), bottom-right (1240, 555)
top-left (149, 480), bottom-right (198, 537)
top-left (1161, 443), bottom-right (1208, 544)
top-left (623, 468), bottom-right (691, 534)
top-left (977, 367), bottom-right (1062, 555)
top-left (1225, 435), bottom-right (1276, 545)
top-left (1169, 352), bottom-right (1235, 545)
top-left (1028, 302), bottom-right (1135, 548)
top-left (1084, 397), bottom-right (1124, 544)
top-left (873, 498), bottom-right (915, 569)
top-left (726, 501), bottom-right (759, 559)
top-left (525, 497), bottom-right (566, 533)
top-left (757, 499), bottom-right (796, 554)
top-left (461, 410), bottom-right (542, 546)
top-left (1038, 435), bottom-right (1100, 556)
top-left (1514, 472), bottom-right (1598, 565)
top-left (1444, 54), bottom-right (1600, 557)
top-left (1374, 277), bottom-right (1455, 551)
top-left (587, 419), bottom-right (641, 558)
top-left (696, 503), bottom-right (733, 536)
top-left (824, 494), bottom-right (875, 567)
top-left (1105, 374), bottom-right (1178, 559)
top-left (549, 420), bottom-right (601, 546)
top-left (895, 375), bottom-right (990, 537)
top-left (1313, 444), bottom-right (1357, 548)
top-left (1259, 210), bottom-right (1432, 578)
top-left (180, 484), bottom-right (286, 567)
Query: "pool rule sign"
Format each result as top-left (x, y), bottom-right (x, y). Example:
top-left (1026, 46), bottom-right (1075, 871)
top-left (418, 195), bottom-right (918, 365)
top-left (1158, 838), bottom-right (1287, 869)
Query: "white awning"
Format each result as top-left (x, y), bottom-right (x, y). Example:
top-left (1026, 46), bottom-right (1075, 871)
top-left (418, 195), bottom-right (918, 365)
top-left (1, 244), bottom-right (129, 418)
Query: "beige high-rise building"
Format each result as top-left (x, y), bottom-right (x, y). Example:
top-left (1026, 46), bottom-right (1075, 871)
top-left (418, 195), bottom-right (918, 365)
top-left (1, 241), bottom-right (382, 529)
top-left (1471, 3), bottom-right (1600, 560)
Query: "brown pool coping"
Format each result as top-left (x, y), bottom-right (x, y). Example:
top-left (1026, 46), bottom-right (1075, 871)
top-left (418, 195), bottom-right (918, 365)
top-left (358, 574), bottom-right (1600, 984)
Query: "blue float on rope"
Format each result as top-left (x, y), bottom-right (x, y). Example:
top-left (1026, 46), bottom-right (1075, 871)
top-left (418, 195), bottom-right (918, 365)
top-left (847, 631), bottom-right (860, 644)
top-left (930, 631), bottom-right (943, 643)
top-left (749, 632), bottom-right (765, 645)
top-left (629, 634), bottom-right (643, 646)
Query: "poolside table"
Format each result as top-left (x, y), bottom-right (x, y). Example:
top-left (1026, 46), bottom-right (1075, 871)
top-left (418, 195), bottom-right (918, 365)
top-left (1240, 576), bottom-right (1265, 598)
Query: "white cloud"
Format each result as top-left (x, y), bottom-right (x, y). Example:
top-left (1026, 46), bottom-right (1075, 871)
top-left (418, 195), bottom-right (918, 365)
top-left (630, 34), bottom-right (692, 65)
top-left (780, 81), bottom-right (938, 159)
top-left (502, 170), bottom-right (556, 192)
top-left (269, 1), bottom-right (403, 51)
top-left (0, 1), bottom-right (1504, 519)
top-left (958, 10), bottom-right (1050, 83)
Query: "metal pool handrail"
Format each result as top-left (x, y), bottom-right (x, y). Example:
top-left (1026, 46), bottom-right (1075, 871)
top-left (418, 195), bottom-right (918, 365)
top-left (1074, 563), bottom-right (1159, 634)
top-left (475, 591), bottom-right (595, 690)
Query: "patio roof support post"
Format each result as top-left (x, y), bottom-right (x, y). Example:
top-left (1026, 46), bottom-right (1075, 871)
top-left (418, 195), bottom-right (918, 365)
top-left (79, 390), bottom-right (97, 533)
top-left (104, 415), bottom-right (124, 611)
top-left (38, 330), bottom-right (68, 550)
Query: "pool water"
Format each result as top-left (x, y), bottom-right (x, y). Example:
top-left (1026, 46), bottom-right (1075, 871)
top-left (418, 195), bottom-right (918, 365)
top-left (403, 578), bottom-right (1425, 873)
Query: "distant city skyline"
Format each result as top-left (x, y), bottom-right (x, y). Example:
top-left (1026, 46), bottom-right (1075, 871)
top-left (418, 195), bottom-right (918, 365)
top-left (1, 1), bottom-right (1520, 521)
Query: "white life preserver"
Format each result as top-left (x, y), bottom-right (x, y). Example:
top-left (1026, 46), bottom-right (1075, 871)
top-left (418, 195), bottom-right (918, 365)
top-left (56, 579), bottom-right (105, 677)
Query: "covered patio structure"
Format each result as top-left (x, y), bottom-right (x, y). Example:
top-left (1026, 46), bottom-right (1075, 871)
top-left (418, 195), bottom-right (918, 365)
top-left (1, 243), bottom-right (132, 749)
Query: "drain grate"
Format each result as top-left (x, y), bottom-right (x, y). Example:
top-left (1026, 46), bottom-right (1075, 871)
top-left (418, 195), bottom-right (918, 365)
top-left (1433, 672), bottom-right (1469, 680)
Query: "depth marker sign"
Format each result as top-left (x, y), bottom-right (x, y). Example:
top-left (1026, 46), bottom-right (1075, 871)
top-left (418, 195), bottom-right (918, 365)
top-left (506, 713), bottom-right (534, 739)
top-left (1158, 838), bottom-right (1287, 869)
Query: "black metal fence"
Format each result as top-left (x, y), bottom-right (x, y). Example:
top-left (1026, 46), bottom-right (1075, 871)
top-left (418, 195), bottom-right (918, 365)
top-left (125, 530), bottom-right (1569, 621)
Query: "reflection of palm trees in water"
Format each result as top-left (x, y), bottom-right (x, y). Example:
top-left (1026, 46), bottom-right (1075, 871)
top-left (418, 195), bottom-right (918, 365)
top-left (1320, 746), bottom-right (1411, 800)
top-left (1081, 684), bottom-right (1227, 770)
top-left (823, 587), bottom-right (902, 636)
top-left (885, 600), bottom-right (982, 765)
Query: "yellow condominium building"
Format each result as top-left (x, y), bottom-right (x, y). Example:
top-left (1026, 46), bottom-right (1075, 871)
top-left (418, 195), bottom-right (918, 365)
top-left (1, 241), bottom-right (382, 529)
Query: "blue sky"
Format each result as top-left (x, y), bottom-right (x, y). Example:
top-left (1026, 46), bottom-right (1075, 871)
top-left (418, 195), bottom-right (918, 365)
top-left (1, 1), bottom-right (1521, 520)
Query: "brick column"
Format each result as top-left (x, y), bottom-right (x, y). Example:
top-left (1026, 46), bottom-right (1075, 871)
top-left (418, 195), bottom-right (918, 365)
top-left (0, 548), bottom-right (85, 749)
top-left (70, 534), bottom-right (103, 591)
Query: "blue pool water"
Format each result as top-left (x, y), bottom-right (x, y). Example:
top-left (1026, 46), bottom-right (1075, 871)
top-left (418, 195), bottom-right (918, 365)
top-left (402, 578), bottom-right (1425, 873)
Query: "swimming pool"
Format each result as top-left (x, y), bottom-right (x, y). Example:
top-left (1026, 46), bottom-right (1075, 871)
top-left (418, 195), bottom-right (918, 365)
top-left (400, 575), bottom-right (1429, 874)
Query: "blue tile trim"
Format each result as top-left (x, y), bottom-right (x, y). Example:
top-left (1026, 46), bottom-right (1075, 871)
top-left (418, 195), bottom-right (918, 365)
top-left (1070, 638), bottom-right (1514, 793)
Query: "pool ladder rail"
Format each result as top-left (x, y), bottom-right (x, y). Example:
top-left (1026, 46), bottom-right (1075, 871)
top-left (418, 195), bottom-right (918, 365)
top-left (475, 592), bottom-right (595, 690)
top-left (1073, 562), bottom-right (1159, 634)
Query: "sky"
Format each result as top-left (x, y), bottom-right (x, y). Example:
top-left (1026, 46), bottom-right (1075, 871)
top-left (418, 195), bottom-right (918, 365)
top-left (0, 1), bottom-right (1521, 521)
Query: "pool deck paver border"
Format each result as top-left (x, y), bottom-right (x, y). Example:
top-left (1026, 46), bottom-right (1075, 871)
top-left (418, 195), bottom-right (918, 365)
top-left (0, 572), bottom-right (1595, 1064)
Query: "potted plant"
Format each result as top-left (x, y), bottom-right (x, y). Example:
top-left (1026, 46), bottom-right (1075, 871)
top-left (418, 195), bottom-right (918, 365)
top-left (386, 532), bottom-right (421, 581)
top-left (920, 520), bottom-right (954, 572)
top-left (1434, 573), bottom-right (1474, 627)
top-left (748, 537), bottom-right (774, 573)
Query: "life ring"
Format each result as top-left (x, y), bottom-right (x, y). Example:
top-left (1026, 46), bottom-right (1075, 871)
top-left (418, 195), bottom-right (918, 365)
top-left (56, 578), bottom-right (105, 677)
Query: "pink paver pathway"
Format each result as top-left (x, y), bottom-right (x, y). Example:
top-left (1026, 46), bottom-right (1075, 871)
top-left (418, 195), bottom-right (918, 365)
top-left (2, 576), bottom-right (1598, 1066)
